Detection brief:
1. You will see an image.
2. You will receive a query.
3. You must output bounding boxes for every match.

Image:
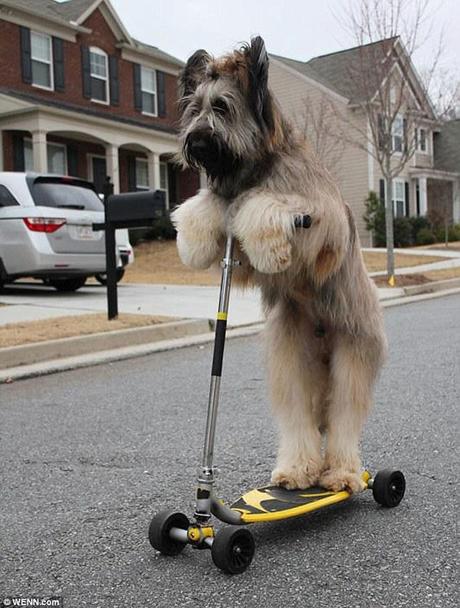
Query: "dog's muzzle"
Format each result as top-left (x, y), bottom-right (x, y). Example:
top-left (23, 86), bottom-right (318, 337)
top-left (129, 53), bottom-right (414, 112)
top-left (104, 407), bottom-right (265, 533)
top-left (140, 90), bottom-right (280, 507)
top-left (186, 130), bottom-right (218, 166)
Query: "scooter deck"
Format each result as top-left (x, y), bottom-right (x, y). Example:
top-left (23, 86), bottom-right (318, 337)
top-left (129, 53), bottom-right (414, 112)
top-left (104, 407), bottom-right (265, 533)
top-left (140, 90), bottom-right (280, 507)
top-left (230, 471), bottom-right (370, 523)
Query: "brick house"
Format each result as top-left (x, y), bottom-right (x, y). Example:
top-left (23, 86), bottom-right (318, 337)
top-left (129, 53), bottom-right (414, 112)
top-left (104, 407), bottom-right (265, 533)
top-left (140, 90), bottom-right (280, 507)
top-left (269, 39), bottom-right (460, 243)
top-left (0, 0), bottom-right (200, 208)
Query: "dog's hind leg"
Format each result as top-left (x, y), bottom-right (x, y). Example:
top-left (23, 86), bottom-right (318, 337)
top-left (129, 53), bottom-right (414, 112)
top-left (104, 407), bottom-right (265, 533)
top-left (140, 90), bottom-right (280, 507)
top-left (266, 303), bottom-right (327, 490)
top-left (320, 333), bottom-right (383, 493)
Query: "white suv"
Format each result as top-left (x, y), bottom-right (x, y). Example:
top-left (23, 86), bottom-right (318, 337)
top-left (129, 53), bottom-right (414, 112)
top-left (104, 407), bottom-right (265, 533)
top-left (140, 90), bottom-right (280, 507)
top-left (0, 172), bottom-right (133, 292)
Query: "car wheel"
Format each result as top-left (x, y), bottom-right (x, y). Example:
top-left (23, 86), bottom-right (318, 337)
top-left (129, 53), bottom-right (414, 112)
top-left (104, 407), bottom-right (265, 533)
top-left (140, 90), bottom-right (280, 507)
top-left (95, 268), bottom-right (125, 285)
top-left (48, 277), bottom-right (87, 292)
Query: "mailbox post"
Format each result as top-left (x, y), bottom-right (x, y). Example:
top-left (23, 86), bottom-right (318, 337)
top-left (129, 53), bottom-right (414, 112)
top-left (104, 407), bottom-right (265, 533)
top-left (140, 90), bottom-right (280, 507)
top-left (93, 189), bottom-right (166, 320)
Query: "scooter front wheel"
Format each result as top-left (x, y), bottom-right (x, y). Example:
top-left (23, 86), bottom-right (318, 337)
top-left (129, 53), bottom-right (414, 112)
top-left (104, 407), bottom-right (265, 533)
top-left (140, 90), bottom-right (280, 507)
top-left (148, 510), bottom-right (189, 556)
top-left (211, 526), bottom-right (255, 574)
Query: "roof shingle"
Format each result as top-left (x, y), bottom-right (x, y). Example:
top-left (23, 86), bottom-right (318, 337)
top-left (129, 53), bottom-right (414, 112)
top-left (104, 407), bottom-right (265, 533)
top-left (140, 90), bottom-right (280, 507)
top-left (273, 38), bottom-right (398, 103)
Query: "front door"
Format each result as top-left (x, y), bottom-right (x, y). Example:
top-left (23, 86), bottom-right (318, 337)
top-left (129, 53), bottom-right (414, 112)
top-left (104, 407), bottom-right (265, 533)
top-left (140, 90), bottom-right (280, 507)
top-left (92, 157), bottom-right (107, 194)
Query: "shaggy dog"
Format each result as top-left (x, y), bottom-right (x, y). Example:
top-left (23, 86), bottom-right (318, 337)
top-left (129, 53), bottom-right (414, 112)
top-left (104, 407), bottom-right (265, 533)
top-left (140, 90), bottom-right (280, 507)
top-left (171, 37), bottom-right (387, 493)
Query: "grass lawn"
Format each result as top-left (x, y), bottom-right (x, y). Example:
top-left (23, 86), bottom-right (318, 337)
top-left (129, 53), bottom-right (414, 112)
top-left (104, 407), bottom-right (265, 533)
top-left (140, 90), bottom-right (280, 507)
top-left (418, 241), bottom-right (460, 251)
top-left (124, 240), bottom-right (448, 285)
top-left (0, 313), bottom-right (173, 349)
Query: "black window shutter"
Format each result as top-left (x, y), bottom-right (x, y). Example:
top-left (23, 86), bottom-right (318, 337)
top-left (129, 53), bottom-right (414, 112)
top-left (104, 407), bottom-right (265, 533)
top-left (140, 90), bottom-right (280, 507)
top-left (67, 145), bottom-right (79, 177)
top-left (403, 118), bottom-right (407, 151)
top-left (12, 134), bottom-right (25, 171)
top-left (53, 37), bottom-right (65, 92)
top-left (405, 181), bottom-right (410, 217)
top-left (109, 55), bottom-right (119, 106)
top-left (81, 46), bottom-right (91, 99)
top-left (20, 26), bottom-right (32, 84)
top-left (127, 156), bottom-right (137, 191)
top-left (379, 179), bottom-right (385, 204)
top-left (133, 64), bottom-right (142, 111)
top-left (156, 70), bottom-right (166, 117)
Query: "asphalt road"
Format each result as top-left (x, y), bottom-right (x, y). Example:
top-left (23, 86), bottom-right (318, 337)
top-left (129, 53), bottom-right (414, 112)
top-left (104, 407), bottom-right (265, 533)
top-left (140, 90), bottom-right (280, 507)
top-left (1, 294), bottom-right (459, 608)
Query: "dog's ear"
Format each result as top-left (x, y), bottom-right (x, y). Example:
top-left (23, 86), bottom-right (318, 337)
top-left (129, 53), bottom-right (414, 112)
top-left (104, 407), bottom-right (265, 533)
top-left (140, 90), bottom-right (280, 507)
top-left (179, 49), bottom-right (211, 99)
top-left (245, 36), bottom-right (273, 132)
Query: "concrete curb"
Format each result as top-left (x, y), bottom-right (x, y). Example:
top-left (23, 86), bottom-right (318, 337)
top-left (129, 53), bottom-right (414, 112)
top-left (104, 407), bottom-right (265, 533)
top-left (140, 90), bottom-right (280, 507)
top-left (0, 318), bottom-right (211, 370)
top-left (1, 283), bottom-right (459, 384)
top-left (0, 324), bottom-right (264, 384)
top-left (401, 277), bottom-right (460, 296)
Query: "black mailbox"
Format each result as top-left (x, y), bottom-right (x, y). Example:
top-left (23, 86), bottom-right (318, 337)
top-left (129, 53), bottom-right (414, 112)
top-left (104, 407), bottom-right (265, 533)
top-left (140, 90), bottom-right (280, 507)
top-left (93, 188), bottom-right (167, 320)
top-left (105, 190), bottom-right (166, 227)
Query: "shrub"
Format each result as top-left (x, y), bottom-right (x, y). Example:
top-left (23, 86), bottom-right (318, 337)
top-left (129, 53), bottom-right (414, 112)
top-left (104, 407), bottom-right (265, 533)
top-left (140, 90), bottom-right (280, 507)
top-left (408, 216), bottom-right (430, 242)
top-left (448, 224), bottom-right (460, 242)
top-left (363, 191), bottom-right (386, 246)
top-left (128, 213), bottom-right (176, 245)
top-left (415, 227), bottom-right (436, 245)
top-left (145, 213), bottom-right (177, 241)
top-left (393, 217), bottom-right (414, 247)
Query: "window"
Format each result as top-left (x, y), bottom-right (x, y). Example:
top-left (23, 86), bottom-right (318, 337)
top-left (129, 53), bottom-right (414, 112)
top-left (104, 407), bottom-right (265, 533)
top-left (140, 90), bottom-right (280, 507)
top-left (141, 66), bottom-right (157, 116)
top-left (24, 139), bottom-right (33, 171)
top-left (23, 140), bottom-right (68, 175)
top-left (30, 178), bottom-right (104, 212)
top-left (31, 31), bottom-right (53, 89)
top-left (0, 185), bottom-right (19, 207)
top-left (90, 47), bottom-right (109, 103)
top-left (392, 116), bottom-right (404, 153)
top-left (135, 158), bottom-right (149, 190)
top-left (418, 128), bottom-right (427, 153)
top-left (392, 180), bottom-right (406, 218)
top-left (47, 143), bottom-right (67, 175)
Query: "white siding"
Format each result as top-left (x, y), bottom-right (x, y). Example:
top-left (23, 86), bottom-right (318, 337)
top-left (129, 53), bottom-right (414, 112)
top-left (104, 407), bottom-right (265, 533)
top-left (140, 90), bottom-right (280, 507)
top-left (269, 61), bottom-right (371, 243)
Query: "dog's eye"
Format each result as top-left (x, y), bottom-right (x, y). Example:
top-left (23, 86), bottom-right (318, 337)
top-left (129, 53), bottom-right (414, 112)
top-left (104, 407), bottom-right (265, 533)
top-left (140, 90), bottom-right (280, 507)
top-left (212, 99), bottom-right (229, 115)
top-left (188, 104), bottom-right (200, 117)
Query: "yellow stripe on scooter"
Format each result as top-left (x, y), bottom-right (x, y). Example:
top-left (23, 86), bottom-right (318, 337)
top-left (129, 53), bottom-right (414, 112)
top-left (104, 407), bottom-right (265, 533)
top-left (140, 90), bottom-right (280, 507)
top-left (217, 312), bottom-right (227, 321)
top-left (240, 490), bottom-right (352, 523)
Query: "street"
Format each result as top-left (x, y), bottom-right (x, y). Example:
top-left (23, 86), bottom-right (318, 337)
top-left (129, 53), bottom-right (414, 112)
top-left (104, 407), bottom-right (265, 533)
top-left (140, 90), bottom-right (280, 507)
top-left (1, 294), bottom-right (458, 608)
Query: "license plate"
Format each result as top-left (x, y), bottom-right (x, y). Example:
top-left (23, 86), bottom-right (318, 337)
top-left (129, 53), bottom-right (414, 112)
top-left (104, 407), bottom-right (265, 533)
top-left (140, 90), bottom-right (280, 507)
top-left (72, 225), bottom-right (99, 240)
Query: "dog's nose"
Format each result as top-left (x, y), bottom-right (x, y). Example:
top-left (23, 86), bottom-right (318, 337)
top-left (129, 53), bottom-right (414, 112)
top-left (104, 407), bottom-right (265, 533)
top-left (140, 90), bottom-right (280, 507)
top-left (189, 138), bottom-right (209, 160)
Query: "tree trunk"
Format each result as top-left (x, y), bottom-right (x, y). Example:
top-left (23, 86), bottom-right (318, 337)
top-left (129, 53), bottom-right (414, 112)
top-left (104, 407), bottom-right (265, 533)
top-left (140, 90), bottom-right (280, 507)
top-left (385, 174), bottom-right (395, 282)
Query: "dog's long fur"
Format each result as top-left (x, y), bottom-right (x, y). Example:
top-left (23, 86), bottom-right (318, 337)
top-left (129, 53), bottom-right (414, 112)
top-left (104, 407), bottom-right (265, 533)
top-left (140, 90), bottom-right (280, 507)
top-left (171, 37), bottom-right (387, 493)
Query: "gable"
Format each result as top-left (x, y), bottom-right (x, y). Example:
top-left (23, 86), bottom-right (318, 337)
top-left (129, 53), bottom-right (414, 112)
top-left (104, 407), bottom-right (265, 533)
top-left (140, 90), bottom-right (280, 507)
top-left (75, 0), bottom-right (132, 44)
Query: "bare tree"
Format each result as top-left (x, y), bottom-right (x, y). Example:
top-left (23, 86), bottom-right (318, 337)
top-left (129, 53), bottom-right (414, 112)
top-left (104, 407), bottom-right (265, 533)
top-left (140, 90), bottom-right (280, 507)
top-left (336, 0), bottom-right (444, 283)
top-left (424, 67), bottom-right (460, 120)
top-left (301, 94), bottom-right (346, 171)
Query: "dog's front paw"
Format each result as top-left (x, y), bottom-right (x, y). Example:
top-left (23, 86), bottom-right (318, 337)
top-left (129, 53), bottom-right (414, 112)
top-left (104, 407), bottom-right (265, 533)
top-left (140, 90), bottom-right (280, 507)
top-left (319, 469), bottom-right (365, 494)
top-left (271, 461), bottom-right (321, 490)
top-left (243, 235), bottom-right (292, 274)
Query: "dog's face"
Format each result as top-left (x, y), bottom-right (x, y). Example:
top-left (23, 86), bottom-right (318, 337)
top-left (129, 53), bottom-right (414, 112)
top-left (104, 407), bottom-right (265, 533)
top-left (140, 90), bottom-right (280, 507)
top-left (178, 37), bottom-right (276, 180)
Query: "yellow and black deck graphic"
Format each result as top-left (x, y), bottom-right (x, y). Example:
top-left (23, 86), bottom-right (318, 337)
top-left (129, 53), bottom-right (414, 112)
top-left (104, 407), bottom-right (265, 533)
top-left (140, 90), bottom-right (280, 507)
top-left (231, 472), bottom-right (370, 523)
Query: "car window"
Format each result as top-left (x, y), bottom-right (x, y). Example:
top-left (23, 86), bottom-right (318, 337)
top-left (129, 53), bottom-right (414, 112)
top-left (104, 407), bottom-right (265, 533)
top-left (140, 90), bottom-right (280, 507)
top-left (30, 179), bottom-right (104, 212)
top-left (0, 185), bottom-right (19, 207)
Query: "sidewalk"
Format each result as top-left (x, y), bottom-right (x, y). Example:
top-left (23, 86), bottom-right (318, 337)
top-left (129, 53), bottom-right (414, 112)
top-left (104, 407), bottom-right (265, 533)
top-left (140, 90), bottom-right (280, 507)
top-left (364, 246), bottom-right (460, 277)
top-left (1, 244), bottom-right (459, 328)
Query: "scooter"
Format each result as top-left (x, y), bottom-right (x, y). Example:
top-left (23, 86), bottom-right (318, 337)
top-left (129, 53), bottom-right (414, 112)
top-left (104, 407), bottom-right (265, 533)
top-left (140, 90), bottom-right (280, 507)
top-left (148, 219), bottom-right (406, 574)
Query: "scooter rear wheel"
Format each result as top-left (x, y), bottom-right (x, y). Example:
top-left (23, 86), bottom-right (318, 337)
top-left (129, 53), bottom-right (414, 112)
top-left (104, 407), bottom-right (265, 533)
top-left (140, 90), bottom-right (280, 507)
top-left (148, 510), bottom-right (189, 556)
top-left (211, 526), bottom-right (255, 574)
top-left (372, 470), bottom-right (406, 507)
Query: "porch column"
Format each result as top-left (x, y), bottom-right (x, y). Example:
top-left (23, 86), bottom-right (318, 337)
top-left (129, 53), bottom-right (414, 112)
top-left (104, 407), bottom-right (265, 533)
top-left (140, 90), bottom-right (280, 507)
top-left (0, 130), bottom-right (3, 171)
top-left (453, 180), bottom-right (460, 223)
top-left (105, 144), bottom-right (120, 194)
top-left (419, 176), bottom-right (428, 216)
top-left (147, 150), bottom-right (161, 189)
top-left (32, 130), bottom-right (48, 173)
